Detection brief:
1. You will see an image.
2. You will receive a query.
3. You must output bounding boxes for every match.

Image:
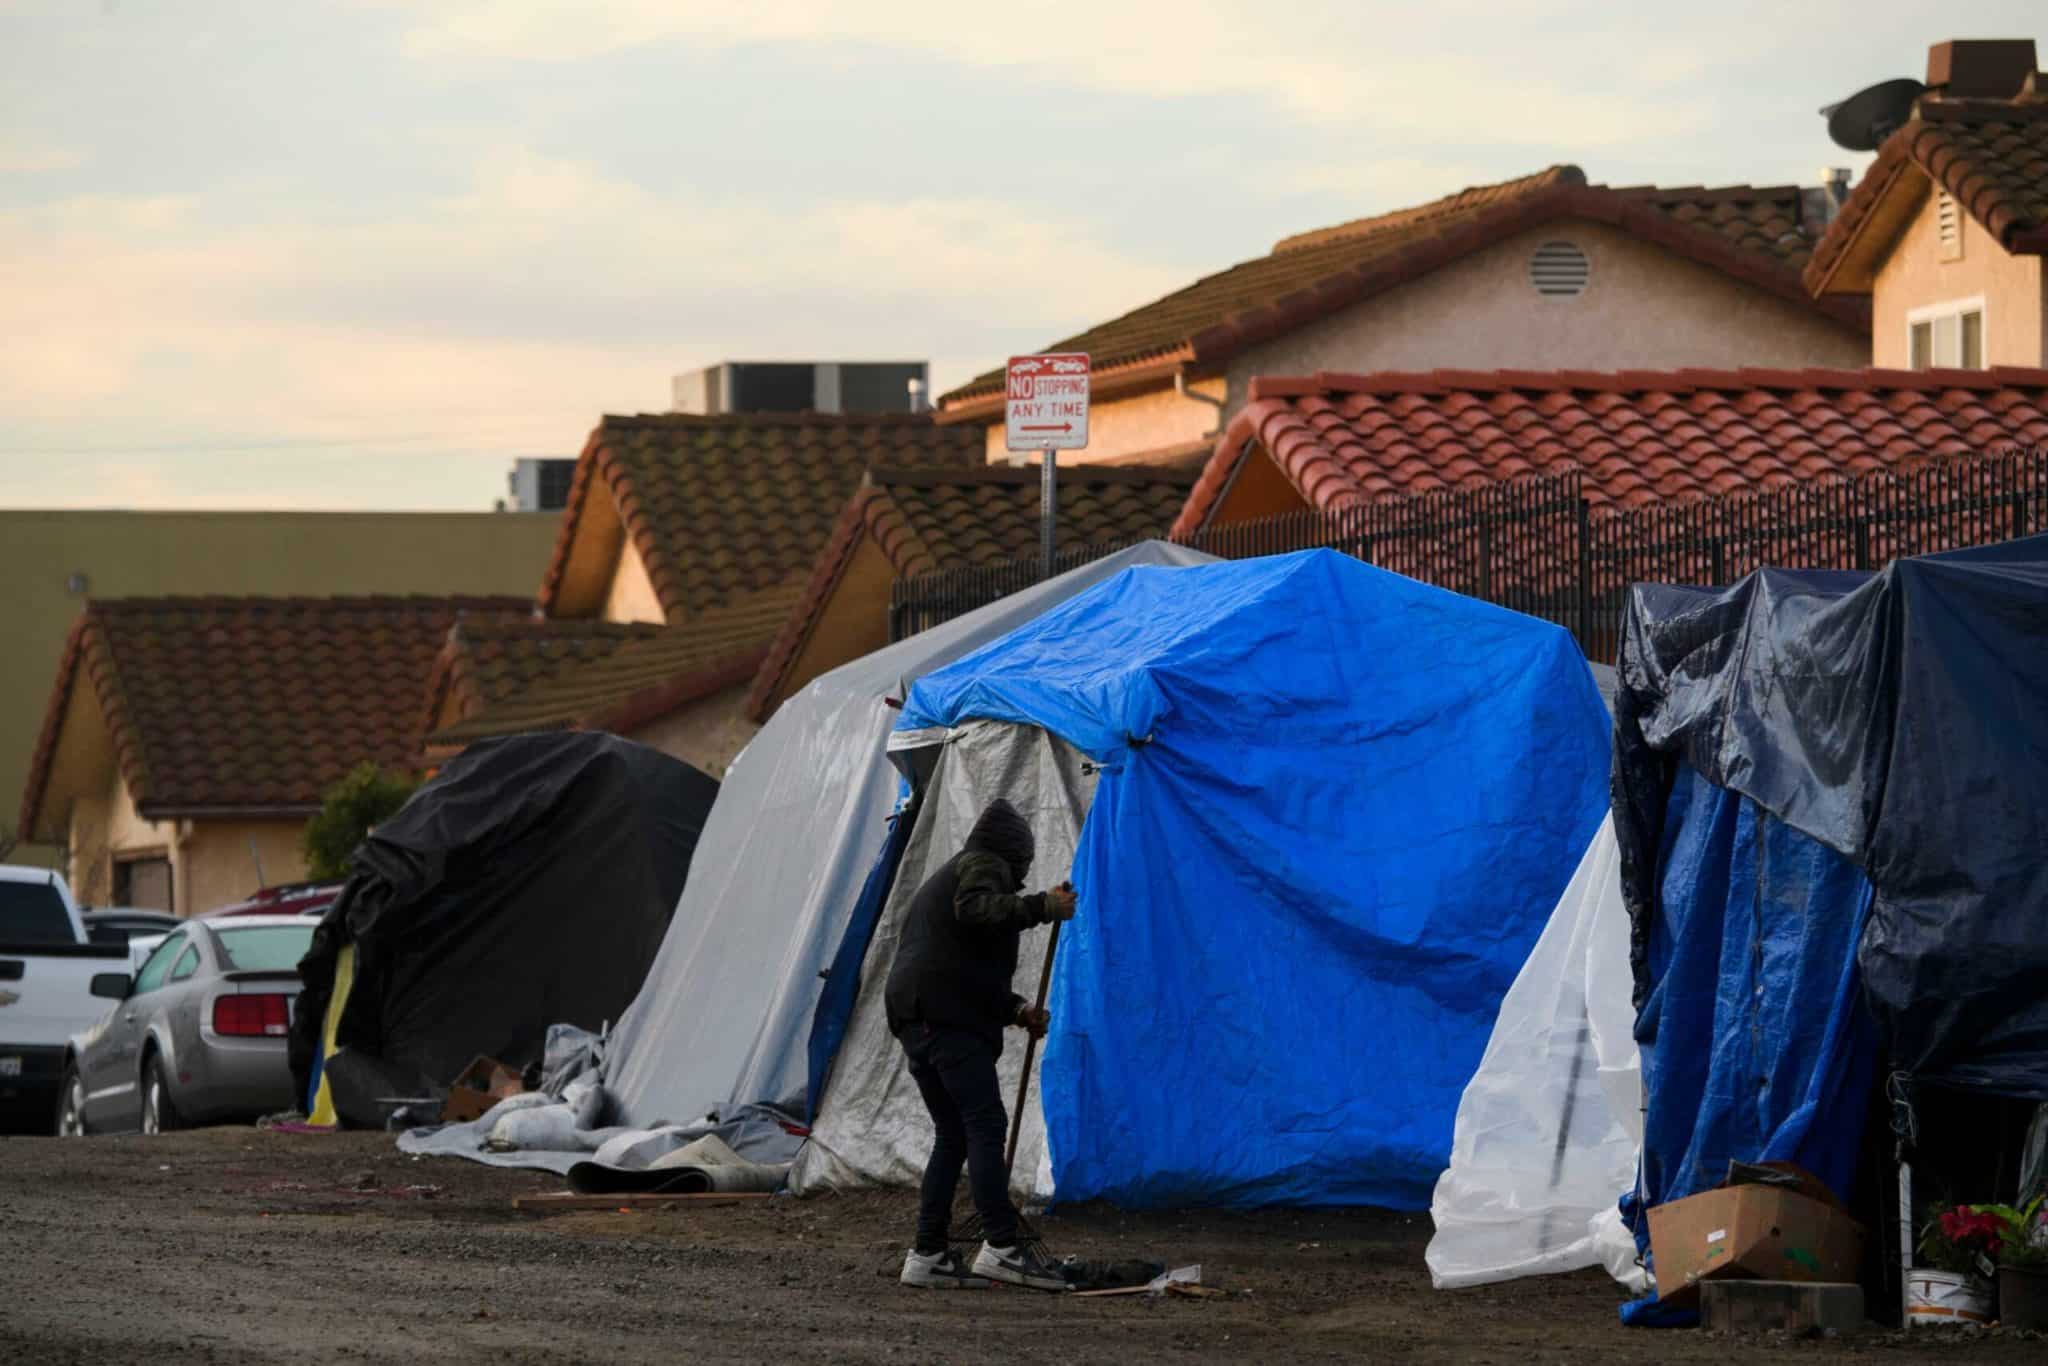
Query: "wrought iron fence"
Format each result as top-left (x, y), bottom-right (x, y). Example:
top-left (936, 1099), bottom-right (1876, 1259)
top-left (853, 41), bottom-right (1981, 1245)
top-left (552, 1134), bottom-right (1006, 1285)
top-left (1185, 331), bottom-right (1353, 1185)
top-left (889, 448), bottom-right (2048, 661)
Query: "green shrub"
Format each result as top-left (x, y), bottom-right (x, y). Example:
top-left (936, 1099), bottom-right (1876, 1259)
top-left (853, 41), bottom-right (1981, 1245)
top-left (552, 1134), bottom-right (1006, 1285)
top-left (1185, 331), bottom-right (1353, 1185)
top-left (300, 763), bottom-right (418, 881)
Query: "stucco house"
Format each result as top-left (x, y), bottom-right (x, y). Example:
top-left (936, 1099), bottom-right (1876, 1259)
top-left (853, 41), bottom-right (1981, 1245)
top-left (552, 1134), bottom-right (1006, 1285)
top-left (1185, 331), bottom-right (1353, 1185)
top-left (0, 509), bottom-right (555, 869)
top-left (18, 595), bottom-right (529, 914)
top-left (936, 165), bottom-right (1870, 466)
top-left (421, 411), bottom-right (981, 770)
top-left (744, 464), bottom-right (1196, 720)
top-left (1805, 39), bottom-right (2048, 370)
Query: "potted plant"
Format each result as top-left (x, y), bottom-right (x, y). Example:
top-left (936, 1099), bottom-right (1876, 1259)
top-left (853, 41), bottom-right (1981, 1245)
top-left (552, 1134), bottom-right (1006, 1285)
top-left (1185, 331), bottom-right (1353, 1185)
top-left (1911, 1204), bottom-right (2002, 1326)
top-left (1987, 1197), bottom-right (2048, 1331)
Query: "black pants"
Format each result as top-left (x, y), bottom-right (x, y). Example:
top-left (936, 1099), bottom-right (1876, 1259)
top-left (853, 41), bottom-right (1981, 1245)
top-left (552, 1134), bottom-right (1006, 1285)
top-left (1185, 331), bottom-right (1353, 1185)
top-left (899, 1021), bottom-right (1018, 1253)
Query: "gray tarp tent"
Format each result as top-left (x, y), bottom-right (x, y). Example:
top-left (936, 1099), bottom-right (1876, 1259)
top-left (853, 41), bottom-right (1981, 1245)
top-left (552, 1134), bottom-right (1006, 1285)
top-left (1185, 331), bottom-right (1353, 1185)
top-left (402, 542), bottom-right (1213, 1171)
top-left (603, 541), bottom-right (1211, 1128)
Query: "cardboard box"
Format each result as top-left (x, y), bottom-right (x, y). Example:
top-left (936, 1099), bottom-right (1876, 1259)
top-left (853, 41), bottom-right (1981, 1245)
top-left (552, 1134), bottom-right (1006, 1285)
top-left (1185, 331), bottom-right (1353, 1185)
top-left (439, 1055), bottom-right (526, 1124)
top-left (1647, 1178), bottom-right (1864, 1309)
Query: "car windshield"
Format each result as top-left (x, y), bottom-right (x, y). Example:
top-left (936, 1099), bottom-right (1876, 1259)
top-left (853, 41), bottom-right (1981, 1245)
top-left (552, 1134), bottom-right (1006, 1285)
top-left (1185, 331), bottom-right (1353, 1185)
top-left (0, 879), bottom-right (75, 945)
top-left (216, 924), bottom-right (315, 972)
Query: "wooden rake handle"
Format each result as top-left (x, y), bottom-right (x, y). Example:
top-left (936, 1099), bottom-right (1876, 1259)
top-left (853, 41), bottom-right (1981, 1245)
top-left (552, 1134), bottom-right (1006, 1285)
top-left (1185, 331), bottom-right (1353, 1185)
top-left (1004, 918), bottom-right (1061, 1183)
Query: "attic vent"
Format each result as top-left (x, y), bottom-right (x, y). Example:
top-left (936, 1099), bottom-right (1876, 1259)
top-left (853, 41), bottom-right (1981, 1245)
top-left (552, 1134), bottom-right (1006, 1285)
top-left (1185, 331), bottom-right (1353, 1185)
top-left (1529, 240), bottom-right (1590, 298)
top-left (1937, 191), bottom-right (1964, 261)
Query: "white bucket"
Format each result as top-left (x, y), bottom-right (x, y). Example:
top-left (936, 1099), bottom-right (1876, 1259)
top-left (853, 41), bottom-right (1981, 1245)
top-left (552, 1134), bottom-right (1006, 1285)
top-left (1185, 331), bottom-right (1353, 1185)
top-left (1905, 1268), bottom-right (1995, 1327)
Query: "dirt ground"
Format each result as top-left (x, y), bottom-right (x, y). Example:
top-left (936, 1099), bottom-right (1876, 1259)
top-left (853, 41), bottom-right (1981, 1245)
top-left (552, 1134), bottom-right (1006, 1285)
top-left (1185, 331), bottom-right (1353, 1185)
top-left (1, 1128), bottom-right (2040, 1364)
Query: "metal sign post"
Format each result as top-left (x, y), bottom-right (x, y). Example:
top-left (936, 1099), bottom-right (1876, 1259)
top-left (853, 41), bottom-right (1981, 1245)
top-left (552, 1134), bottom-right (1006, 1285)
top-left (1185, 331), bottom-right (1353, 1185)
top-left (1039, 442), bottom-right (1056, 580)
top-left (1005, 353), bottom-right (1090, 582)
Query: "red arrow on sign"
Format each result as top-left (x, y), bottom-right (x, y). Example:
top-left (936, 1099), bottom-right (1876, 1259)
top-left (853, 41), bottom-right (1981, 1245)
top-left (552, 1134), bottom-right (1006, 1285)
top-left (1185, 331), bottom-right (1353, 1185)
top-left (1019, 423), bottom-right (1073, 433)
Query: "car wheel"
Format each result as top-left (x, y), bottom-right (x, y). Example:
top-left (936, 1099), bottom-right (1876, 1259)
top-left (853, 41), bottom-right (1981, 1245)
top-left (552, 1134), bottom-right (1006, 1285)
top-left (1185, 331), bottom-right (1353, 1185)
top-left (141, 1055), bottom-right (181, 1135)
top-left (55, 1065), bottom-right (89, 1137)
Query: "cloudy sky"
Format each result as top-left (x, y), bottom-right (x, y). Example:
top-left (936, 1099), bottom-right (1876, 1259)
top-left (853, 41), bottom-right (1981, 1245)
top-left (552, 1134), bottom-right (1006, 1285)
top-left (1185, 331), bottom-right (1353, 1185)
top-left (0, 3), bottom-right (2033, 509)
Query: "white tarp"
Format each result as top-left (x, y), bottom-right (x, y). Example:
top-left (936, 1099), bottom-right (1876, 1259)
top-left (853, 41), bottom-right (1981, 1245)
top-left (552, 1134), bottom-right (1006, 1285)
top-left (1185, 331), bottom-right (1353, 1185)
top-left (791, 719), bottom-right (1094, 1202)
top-left (1426, 815), bottom-right (1646, 1289)
top-left (598, 542), bottom-right (1212, 1129)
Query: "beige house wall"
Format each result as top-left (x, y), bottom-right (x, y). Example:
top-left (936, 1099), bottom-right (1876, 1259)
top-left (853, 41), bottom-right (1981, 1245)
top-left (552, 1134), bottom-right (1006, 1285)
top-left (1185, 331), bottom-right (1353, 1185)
top-left (969, 219), bottom-right (1867, 467)
top-left (64, 764), bottom-right (305, 916)
top-left (1222, 219), bottom-right (1868, 407)
top-left (627, 684), bottom-right (759, 778)
top-left (762, 536), bottom-right (895, 719)
top-left (179, 820), bottom-right (309, 915)
top-left (1872, 189), bottom-right (2047, 369)
top-left (602, 540), bottom-right (667, 625)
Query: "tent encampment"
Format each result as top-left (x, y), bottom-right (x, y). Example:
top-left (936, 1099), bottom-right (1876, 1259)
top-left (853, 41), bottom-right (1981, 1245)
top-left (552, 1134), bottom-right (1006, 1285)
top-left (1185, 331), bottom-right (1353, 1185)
top-left (290, 732), bottom-right (718, 1126)
top-left (792, 549), bottom-right (1611, 1210)
top-left (1609, 534), bottom-right (2048, 1318)
top-left (1429, 533), bottom-right (2048, 1307)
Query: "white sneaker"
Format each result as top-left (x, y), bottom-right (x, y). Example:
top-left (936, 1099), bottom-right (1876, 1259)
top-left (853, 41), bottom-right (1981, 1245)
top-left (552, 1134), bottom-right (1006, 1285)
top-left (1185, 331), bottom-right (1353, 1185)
top-left (971, 1240), bottom-right (1071, 1291)
top-left (899, 1247), bottom-right (988, 1289)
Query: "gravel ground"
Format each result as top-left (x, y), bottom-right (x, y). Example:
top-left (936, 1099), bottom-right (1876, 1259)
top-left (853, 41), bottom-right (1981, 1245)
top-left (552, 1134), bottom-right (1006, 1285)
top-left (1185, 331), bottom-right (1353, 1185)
top-left (1, 1127), bottom-right (2040, 1364)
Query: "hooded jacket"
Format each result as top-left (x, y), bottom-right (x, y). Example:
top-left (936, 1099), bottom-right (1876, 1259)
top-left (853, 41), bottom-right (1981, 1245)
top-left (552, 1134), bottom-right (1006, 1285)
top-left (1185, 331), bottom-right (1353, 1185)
top-left (885, 799), bottom-right (1053, 1048)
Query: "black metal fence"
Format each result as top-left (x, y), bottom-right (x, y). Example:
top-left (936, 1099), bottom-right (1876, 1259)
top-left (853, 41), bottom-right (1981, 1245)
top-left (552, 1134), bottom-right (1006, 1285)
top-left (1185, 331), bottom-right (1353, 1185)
top-left (889, 448), bottom-right (2048, 661)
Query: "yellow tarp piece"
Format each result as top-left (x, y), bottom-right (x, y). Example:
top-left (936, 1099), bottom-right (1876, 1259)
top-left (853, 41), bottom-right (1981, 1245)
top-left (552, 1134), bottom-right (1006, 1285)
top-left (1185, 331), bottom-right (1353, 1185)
top-left (307, 943), bottom-right (355, 1127)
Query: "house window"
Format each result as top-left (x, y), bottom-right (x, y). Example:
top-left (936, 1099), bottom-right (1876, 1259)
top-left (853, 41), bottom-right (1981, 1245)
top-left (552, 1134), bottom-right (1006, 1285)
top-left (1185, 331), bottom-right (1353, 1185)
top-left (112, 854), bottom-right (174, 912)
top-left (1906, 299), bottom-right (1987, 370)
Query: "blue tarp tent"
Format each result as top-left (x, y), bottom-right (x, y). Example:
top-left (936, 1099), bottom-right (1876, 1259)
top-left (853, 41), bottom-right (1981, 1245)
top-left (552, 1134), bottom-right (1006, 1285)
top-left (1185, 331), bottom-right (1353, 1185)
top-left (1609, 535), bottom-right (2048, 1322)
top-left (864, 550), bottom-right (1611, 1209)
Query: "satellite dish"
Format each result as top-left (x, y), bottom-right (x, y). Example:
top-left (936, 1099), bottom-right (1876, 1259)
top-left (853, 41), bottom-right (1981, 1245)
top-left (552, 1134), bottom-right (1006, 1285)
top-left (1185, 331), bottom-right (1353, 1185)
top-left (1820, 78), bottom-right (1927, 151)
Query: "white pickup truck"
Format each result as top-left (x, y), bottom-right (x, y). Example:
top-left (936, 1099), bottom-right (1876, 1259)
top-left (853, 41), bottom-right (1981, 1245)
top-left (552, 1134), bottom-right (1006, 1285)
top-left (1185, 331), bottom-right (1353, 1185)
top-left (0, 864), bottom-right (133, 1126)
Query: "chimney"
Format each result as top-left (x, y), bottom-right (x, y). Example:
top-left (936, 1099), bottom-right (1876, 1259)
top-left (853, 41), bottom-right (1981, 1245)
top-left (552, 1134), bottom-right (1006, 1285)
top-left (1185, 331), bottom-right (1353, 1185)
top-left (1925, 39), bottom-right (2039, 99)
top-left (906, 376), bottom-right (930, 415)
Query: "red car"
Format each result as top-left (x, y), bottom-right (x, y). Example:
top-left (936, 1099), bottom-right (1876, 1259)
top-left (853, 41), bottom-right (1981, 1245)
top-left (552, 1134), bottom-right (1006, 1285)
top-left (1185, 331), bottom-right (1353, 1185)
top-left (199, 883), bottom-right (343, 921)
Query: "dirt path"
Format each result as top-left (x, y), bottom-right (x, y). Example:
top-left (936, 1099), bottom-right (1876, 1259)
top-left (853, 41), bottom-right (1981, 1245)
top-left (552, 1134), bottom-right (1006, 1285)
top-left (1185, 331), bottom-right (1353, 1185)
top-left (0, 1128), bottom-right (2037, 1364)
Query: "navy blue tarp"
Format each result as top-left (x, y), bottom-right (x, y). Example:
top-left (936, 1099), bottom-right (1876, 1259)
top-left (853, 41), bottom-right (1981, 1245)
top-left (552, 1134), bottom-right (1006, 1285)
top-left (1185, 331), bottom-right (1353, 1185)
top-left (1613, 535), bottom-right (2048, 1098)
top-left (897, 550), bottom-right (1610, 1209)
top-left (805, 802), bottom-right (916, 1122)
top-left (1623, 768), bottom-right (1880, 1257)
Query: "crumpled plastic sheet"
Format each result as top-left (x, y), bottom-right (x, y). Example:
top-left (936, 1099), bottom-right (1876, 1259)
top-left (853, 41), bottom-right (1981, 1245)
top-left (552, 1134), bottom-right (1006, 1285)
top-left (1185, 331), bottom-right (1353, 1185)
top-left (397, 1071), bottom-right (804, 1176)
top-left (1427, 816), bottom-right (1647, 1290)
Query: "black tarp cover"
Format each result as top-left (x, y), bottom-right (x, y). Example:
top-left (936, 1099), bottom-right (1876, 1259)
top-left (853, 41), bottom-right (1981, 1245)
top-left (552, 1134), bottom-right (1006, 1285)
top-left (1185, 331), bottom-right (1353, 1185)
top-left (289, 733), bottom-right (719, 1121)
top-left (1612, 534), bottom-right (2048, 1099)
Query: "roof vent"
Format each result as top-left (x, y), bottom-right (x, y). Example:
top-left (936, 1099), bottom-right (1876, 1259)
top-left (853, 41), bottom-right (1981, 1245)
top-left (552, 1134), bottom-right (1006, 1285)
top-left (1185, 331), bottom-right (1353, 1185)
top-left (1937, 191), bottom-right (1964, 260)
top-left (1529, 240), bottom-right (1591, 298)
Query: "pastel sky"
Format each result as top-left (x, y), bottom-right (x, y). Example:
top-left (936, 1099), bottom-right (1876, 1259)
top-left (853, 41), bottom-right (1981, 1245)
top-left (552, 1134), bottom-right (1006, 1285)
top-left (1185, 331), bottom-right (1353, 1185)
top-left (0, 3), bottom-right (2034, 510)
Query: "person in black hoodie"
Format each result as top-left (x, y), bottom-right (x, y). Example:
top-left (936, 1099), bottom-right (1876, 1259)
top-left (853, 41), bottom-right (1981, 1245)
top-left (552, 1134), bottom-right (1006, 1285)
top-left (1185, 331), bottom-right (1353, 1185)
top-left (885, 797), bottom-right (1077, 1291)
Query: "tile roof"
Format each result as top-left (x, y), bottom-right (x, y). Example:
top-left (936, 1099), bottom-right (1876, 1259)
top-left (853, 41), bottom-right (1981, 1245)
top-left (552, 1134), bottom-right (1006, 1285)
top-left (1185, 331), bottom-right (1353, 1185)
top-left (1172, 366), bottom-right (2048, 537)
top-left (1808, 98), bottom-right (2048, 292)
top-left (424, 617), bottom-right (669, 729)
top-left (537, 412), bottom-right (983, 620)
top-left (19, 595), bottom-right (531, 835)
top-left (746, 463), bottom-right (1196, 720)
top-left (941, 167), bottom-right (1860, 411)
top-left (426, 585), bottom-right (801, 751)
top-left (1606, 184), bottom-right (1819, 265)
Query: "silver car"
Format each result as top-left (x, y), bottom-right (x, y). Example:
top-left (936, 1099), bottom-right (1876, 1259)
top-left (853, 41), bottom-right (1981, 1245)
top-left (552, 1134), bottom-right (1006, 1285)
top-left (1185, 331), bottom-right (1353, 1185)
top-left (56, 914), bottom-right (314, 1135)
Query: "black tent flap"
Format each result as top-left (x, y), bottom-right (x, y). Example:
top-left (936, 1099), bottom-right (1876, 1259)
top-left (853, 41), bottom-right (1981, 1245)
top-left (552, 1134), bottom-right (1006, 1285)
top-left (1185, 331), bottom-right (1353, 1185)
top-left (1612, 534), bottom-right (2048, 1097)
top-left (290, 733), bottom-right (719, 1122)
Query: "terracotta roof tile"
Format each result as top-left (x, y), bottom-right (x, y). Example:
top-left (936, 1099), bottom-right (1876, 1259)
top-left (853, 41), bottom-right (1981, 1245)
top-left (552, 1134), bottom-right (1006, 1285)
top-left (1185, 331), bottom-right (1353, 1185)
top-left (427, 585), bottom-right (801, 750)
top-left (1807, 98), bottom-right (2048, 292)
top-left (1607, 184), bottom-right (1818, 265)
top-left (20, 595), bottom-right (531, 834)
top-left (942, 168), bottom-right (1858, 409)
top-left (423, 618), bottom-right (668, 732)
top-left (537, 412), bottom-right (983, 620)
top-left (1174, 366), bottom-right (2048, 537)
top-left (745, 464), bottom-right (1195, 720)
